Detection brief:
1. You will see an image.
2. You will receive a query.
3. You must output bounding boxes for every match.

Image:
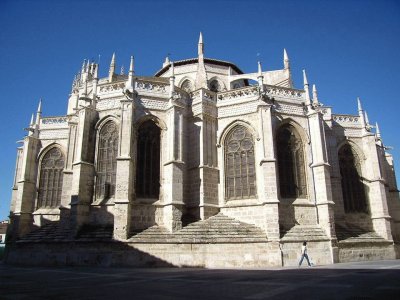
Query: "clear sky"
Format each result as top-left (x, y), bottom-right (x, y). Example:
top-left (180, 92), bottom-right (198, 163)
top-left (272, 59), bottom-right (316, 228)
top-left (0, 0), bottom-right (399, 221)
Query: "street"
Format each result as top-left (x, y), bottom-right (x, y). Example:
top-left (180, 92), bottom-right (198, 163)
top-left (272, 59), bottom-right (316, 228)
top-left (1, 260), bottom-right (399, 299)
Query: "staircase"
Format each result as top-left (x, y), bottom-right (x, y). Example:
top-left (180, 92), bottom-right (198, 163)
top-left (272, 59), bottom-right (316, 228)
top-left (280, 225), bottom-right (329, 242)
top-left (130, 213), bottom-right (267, 243)
top-left (17, 222), bottom-right (72, 243)
top-left (335, 223), bottom-right (387, 244)
top-left (76, 225), bottom-right (113, 241)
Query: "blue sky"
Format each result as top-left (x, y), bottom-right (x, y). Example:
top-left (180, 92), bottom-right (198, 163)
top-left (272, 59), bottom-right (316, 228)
top-left (0, 0), bottom-right (399, 220)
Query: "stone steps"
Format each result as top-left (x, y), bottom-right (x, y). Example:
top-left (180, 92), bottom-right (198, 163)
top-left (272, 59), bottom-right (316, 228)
top-left (77, 225), bottom-right (113, 241)
top-left (17, 222), bottom-right (72, 243)
top-left (129, 213), bottom-right (267, 243)
top-left (17, 213), bottom-right (267, 244)
top-left (280, 225), bottom-right (329, 242)
top-left (335, 223), bottom-right (387, 244)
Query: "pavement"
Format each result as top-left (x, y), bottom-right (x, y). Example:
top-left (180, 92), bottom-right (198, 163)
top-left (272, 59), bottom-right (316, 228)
top-left (0, 260), bottom-right (399, 300)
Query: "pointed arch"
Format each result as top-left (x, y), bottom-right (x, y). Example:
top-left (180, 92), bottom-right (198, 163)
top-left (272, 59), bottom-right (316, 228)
top-left (224, 124), bottom-right (257, 200)
top-left (338, 143), bottom-right (368, 213)
top-left (95, 120), bottom-right (119, 200)
top-left (276, 123), bottom-right (307, 198)
top-left (178, 77), bottom-right (195, 93)
top-left (218, 119), bottom-right (259, 146)
top-left (208, 77), bottom-right (226, 92)
top-left (136, 119), bottom-right (161, 199)
top-left (37, 145), bottom-right (65, 208)
top-left (135, 114), bottom-right (167, 131)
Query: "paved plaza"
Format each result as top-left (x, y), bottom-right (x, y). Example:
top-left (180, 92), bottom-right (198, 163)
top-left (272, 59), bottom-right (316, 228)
top-left (1, 260), bottom-right (399, 299)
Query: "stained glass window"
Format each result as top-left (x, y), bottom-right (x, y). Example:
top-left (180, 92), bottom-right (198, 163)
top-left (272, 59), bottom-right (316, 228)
top-left (338, 144), bottom-right (368, 213)
top-left (277, 125), bottom-right (307, 198)
top-left (96, 121), bottom-right (118, 200)
top-left (136, 120), bottom-right (161, 198)
top-left (37, 147), bottom-right (65, 208)
top-left (225, 126), bottom-right (256, 199)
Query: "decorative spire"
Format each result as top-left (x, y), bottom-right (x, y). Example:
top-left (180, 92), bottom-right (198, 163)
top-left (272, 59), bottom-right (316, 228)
top-left (364, 110), bottom-right (370, 126)
top-left (163, 55), bottom-right (170, 67)
top-left (81, 59), bottom-right (86, 75)
top-left (92, 64), bottom-right (99, 104)
top-left (357, 97), bottom-right (368, 131)
top-left (108, 52), bottom-right (116, 82)
top-left (82, 78), bottom-right (88, 98)
top-left (129, 56), bottom-right (135, 75)
top-left (357, 97), bottom-right (363, 112)
top-left (30, 113), bottom-right (35, 127)
top-left (312, 84), bottom-right (319, 106)
top-left (257, 61), bottom-right (262, 76)
top-left (376, 122), bottom-right (381, 139)
top-left (35, 98), bottom-right (42, 125)
top-left (195, 33), bottom-right (208, 89)
top-left (303, 69), bottom-right (309, 85)
top-left (93, 63), bottom-right (98, 79)
top-left (120, 65), bottom-right (124, 75)
top-left (169, 62), bottom-right (175, 98)
top-left (284, 48), bottom-right (290, 69)
top-left (303, 69), bottom-right (311, 106)
top-left (198, 32), bottom-right (204, 57)
top-left (170, 61), bottom-right (175, 77)
top-left (126, 56), bottom-right (135, 92)
top-left (257, 61), bottom-right (264, 92)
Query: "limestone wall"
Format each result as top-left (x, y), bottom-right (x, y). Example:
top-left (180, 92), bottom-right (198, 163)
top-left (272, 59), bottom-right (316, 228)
top-left (6, 241), bottom-right (282, 268)
top-left (338, 242), bottom-right (395, 262)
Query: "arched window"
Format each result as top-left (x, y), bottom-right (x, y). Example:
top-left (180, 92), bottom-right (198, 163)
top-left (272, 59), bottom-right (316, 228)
top-left (338, 144), bottom-right (368, 213)
top-left (96, 121), bottom-right (118, 200)
top-left (181, 79), bottom-right (193, 93)
top-left (136, 120), bottom-right (161, 198)
top-left (37, 147), bottom-right (65, 208)
top-left (277, 125), bottom-right (307, 198)
top-left (225, 125), bottom-right (256, 199)
top-left (209, 80), bottom-right (221, 92)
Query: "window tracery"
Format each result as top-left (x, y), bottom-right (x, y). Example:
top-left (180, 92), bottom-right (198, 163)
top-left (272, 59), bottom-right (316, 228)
top-left (37, 147), bottom-right (65, 208)
top-left (225, 125), bottom-right (256, 200)
top-left (277, 125), bottom-right (307, 198)
top-left (136, 120), bottom-right (161, 198)
top-left (96, 121), bottom-right (118, 200)
top-left (338, 144), bottom-right (368, 213)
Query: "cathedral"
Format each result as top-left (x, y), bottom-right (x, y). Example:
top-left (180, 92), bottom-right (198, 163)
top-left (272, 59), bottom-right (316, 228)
top-left (5, 34), bottom-right (400, 267)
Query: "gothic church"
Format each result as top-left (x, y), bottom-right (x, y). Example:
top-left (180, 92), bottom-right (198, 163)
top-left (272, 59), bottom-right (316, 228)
top-left (6, 34), bottom-right (400, 267)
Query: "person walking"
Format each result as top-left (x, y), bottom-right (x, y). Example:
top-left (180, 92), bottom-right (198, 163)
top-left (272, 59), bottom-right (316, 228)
top-left (298, 241), bottom-right (312, 267)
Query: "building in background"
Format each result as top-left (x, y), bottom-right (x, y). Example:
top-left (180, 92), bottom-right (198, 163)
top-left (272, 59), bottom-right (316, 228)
top-left (0, 221), bottom-right (9, 260)
top-left (5, 34), bottom-right (400, 267)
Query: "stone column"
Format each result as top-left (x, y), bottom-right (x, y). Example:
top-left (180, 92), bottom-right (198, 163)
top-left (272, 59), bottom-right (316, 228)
top-left (196, 89), bottom-right (219, 220)
top-left (162, 98), bottom-right (185, 232)
top-left (362, 134), bottom-right (393, 240)
top-left (10, 146), bottom-right (24, 214)
top-left (258, 103), bottom-right (280, 240)
top-left (307, 109), bottom-right (338, 262)
top-left (384, 153), bottom-right (400, 243)
top-left (69, 106), bottom-right (98, 235)
top-left (114, 99), bottom-right (134, 240)
top-left (10, 134), bottom-right (40, 239)
top-left (59, 117), bottom-right (78, 230)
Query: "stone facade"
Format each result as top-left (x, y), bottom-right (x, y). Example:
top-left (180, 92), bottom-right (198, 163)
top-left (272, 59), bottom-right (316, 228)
top-left (5, 34), bottom-right (400, 267)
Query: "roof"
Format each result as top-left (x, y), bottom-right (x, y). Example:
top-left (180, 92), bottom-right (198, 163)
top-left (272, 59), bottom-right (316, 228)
top-left (154, 57), bottom-right (244, 77)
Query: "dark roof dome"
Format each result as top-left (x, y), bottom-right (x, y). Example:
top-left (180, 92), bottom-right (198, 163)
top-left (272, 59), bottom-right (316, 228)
top-left (154, 57), bottom-right (244, 77)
